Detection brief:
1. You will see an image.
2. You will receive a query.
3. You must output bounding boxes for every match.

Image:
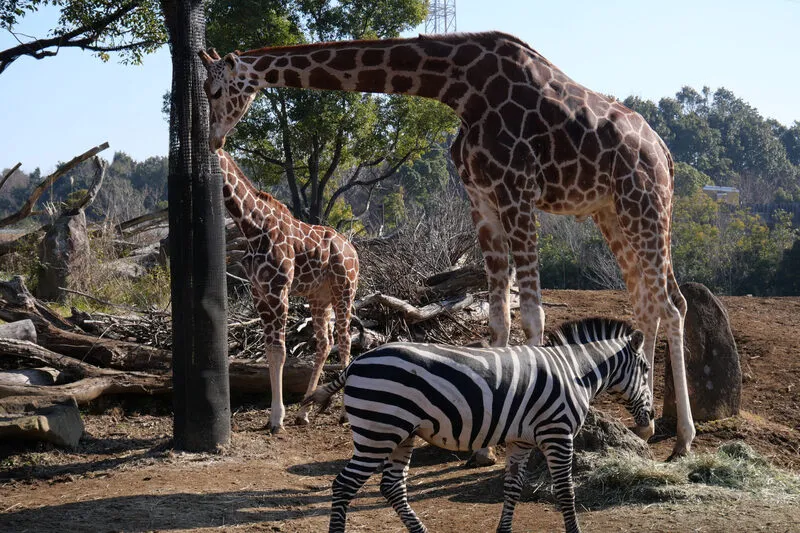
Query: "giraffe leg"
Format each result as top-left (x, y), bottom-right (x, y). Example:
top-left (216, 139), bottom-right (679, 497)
top-left (539, 434), bottom-right (580, 533)
top-left (295, 299), bottom-right (333, 425)
top-left (253, 282), bottom-right (290, 434)
top-left (468, 194), bottom-right (512, 348)
top-left (380, 439), bottom-right (428, 533)
top-left (608, 197), bottom-right (695, 458)
top-left (333, 284), bottom-right (355, 424)
top-left (495, 441), bottom-right (534, 533)
top-left (505, 201), bottom-right (545, 346)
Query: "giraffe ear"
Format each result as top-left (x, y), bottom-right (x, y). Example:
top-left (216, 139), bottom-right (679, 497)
top-left (223, 53), bottom-right (237, 71)
top-left (198, 50), bottom-right (214, 66)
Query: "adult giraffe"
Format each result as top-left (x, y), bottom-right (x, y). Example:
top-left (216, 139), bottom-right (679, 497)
top-left (199, 32), bottom-right (695, 459)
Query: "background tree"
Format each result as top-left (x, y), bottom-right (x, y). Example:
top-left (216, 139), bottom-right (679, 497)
top-left (0, 0), bottom-right (166, 74)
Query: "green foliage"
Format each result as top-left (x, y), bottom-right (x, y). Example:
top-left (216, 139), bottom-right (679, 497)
top-left (625, 86), bottom-right (800, 203)
top-left (670, 193), bottom-right (798, 295)
top-left (0, 0), bottom-right (166, 72)
top-left (673, 161), bottom-right (713, 197)
top-left (380, 189), bottom-right (406, 230)
top-left (206, 0), bottom-right (458, 224)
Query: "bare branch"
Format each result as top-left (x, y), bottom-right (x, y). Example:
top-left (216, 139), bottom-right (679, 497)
top-left (0, 142), bottom-right (110, 228)
top-left (0, 162), bottom-right (22, 193)
top-left (0, 2), bottom-right (144, 75)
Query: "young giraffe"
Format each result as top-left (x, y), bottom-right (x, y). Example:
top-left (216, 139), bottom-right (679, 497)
top-left (216, 149), bottom-right (359, 433)
top-left (199, 32), bottom-right (695, 458)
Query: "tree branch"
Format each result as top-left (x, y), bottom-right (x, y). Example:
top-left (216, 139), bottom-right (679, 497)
top-left (0, 1), bottom-right (143, 75)
top-left (0, 162), bottom-right (22, 194)
top-left (0, 142), bottom-right (109, 228)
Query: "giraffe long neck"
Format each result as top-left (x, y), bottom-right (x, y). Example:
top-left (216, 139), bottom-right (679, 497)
top-left (216, 151), bottom-right (282, 240)
top-left (238, 32), bottom-right (545, 121)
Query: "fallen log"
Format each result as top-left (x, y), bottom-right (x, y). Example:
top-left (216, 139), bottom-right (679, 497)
top-left (0, 319), bottom-right (37, 342)
top-left (0, 277), bottom-right (172, 370)
top-left (357, 292), bottom-right (474, 324)
top-left (0, 338), bottom-right (340, 400)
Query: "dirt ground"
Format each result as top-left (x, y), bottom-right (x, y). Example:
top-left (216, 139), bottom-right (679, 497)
top-left (2, 290), bottom-right (799, 533)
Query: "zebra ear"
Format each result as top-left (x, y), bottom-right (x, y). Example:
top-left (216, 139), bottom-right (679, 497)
top-left (630, 330), bottom-right (645, 352)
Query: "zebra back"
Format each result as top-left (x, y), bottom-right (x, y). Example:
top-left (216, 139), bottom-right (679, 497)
top-left (546, 316), bottom-right (636, 346)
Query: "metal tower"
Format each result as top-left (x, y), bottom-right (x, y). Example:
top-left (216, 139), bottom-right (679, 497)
top-left (424, 0), bottom-right (457, 34)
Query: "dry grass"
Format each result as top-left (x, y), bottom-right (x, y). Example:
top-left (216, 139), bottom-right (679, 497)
top-left (569, 441), bottom-right (800, 507)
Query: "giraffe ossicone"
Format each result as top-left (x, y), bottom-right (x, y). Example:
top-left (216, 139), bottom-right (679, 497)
top-left (200, 31), bottom-right (695, 457)
top-left (216, 149), bottom-right (360, 433)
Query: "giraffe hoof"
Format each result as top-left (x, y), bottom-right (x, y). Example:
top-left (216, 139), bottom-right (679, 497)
top-left (666, 443), bottom-right (691, 462)
top-left (465, 448), bottom-right (497, 468)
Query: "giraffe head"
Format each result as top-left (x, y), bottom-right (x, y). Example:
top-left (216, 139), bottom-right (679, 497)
top-left (199, 49), bottom-right (259, 151)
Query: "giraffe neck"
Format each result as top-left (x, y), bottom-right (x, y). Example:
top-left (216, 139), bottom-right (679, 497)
top-left (217, 151), bottom-right (284, 240)
top-left (237, 31), bottom-right (548, 120)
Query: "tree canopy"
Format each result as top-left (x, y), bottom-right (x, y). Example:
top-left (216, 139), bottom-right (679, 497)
top-left (0, 0), bottom-right (166, 74)
top-left (205, 0), bottom-right (459, 225)
top-left (624, 86), bottom-right (800, 203)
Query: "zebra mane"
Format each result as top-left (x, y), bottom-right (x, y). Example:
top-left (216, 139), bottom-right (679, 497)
top-left (545, 317), bottom-right (637, 347)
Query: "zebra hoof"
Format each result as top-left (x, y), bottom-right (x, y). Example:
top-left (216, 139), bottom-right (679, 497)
top-left (338, 412), bottom-right (349, 425)
top-left (269, 424), bottom-right (285, 434)
top-left (465, 448), bottom-right (497, 468)
top-left (295, 414), bottom-right (310, 426)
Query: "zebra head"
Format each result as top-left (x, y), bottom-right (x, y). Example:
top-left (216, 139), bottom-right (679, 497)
top-left (614, 329), bottom-right (656, 440)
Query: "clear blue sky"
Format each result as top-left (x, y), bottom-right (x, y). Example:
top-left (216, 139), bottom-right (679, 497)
top-left (1, 0), bottom-right (799, 174)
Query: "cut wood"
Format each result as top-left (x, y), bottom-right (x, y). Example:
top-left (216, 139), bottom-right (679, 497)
top-left (0, 319), bottom-right (37, 342)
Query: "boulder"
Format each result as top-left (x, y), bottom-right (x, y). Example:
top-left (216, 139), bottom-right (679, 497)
top-left (0, 396), bottom-right (84, 448)
top-left (664, 282), bottom-right (741, 422)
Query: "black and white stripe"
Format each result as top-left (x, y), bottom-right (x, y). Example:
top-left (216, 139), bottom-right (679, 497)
top-left (303, 317), bottom-right (654, 533)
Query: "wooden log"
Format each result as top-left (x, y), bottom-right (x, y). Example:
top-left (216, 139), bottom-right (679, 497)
top-left (0, 319), bottom-right (37, 342)
top-left (0, 373), bottom-right (172, 405)
top-left (357, 292), bottom-right (474, 324)
top-left (0, 338), bottom-right (338, 400)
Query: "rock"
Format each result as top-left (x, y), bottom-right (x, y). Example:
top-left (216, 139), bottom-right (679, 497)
top-left (0, 319), bottom-right (37, 342)
top-left (664, 282), bottom-right (741, 422)
top-left (0, 396), bottom-right (84, 448)
top-left (0, 368), bottom-right (58, 386)
top-left (36, 212), bottom-right (91, 301)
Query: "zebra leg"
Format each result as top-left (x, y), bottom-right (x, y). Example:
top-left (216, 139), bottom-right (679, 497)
top-left (329, 455), bottom-right (383, 533)
top-left (496, 441), bottom-right (533, 533)
top-left (380, 439), bottom-right (427, 532)
top-left (540, 435), bottom-right (580, 533)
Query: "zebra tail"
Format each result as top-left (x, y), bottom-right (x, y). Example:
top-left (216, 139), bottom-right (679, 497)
top-left (300, 368), bottom-right (348, 414)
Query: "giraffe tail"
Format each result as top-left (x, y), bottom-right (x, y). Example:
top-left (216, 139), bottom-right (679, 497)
top-left (300, 366), bottom-right (349, 414)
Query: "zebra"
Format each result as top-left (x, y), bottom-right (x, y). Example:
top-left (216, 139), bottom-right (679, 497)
top-left (302, 317), bottom-right (655, 533)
